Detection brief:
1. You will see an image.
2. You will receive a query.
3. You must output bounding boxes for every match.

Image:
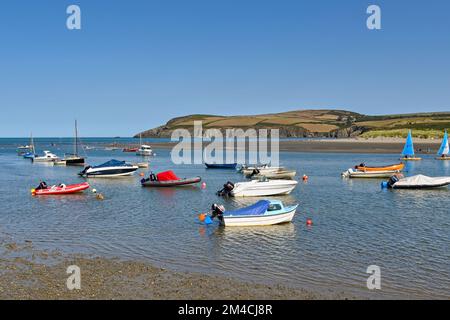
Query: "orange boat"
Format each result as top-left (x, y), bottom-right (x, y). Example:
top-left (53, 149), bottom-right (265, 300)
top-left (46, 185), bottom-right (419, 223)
top-left (354, 163), bottom-right (404, 172)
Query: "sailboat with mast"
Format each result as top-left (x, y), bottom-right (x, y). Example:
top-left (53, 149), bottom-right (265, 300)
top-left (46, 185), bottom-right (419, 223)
top-left (436, 130), bottom-right (450, 160)
top-left (136, 133), bottom-right (153, 156)
top-left (63, 120), bottom-right (86, 166)
top-left (400, 130), bottom-right (422, 161)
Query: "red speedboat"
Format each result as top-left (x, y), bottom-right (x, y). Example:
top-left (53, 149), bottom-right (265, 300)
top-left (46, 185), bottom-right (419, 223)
top-left (123, 147), bottom-right (139, 152)
top-left (32, 182), bottom-right (90, 195)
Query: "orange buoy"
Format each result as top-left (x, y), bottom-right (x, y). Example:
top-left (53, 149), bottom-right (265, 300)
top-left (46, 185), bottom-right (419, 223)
top-left (139, 172), bottom-right (145, 177)
top-left (302, 175), bottom-right (309, 181)
top-left (306, 218), bottom-right (313, 226)
top-left (198, 213), bottom-right (206, 222)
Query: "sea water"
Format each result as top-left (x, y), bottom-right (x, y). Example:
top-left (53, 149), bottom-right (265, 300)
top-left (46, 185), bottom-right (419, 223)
top-left (0, 138), bottom-right (449, 299)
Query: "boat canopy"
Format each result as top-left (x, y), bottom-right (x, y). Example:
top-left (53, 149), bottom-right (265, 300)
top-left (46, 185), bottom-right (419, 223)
top-left (157, 170), bottom-right (180, 181)
top-left (94, 159), bottom-right (129, 168)
top-left (437, 131), bottom-right (449, 156)
top-left (402, 130), bottom-right (415, 156)
top-left (224, 200), bottom-right (270, 216)
top-left (394, 174), bottom-right (450, 188)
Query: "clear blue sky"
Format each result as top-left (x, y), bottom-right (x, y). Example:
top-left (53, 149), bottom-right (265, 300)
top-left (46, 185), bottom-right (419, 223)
top-left (0, 0), bottom-right (449, 137)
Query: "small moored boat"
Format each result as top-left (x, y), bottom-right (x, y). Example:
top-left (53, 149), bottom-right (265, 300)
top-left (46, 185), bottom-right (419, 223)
top-left (79, 159), bottom-right (138, 178)
top-left (436, 130), bottom-right (450, 160)
top-left (63, 120), bottom-right (85, 166)
top-left (342, 168), bottom-right (400, 179)
top-left (135, 162), bottom-right (149, 168)
top-left (247, 169), bottom-right (296, 180)
top-left (381, 174), bottom-right (450, 189)
top-left (205, 163), bottom-right (237, 169)
top-left (22, 133), bottom-right (37, 159)
top-left (241, 165), bottom-right (285, 176)
top-left (217, 179), bottom-right (298, 197)
top-left (32, 182), bottom-right (90, 196)
top-left (32, 151), bottom-right (60, 163)
top-left (354, 163), bottom-right (404, 172)
top-left (400, 131), bottom-right (422, 161)
top-left (141, 170), bottom-right (201, 187)
top-left (53, 160), bottom-right (67, 166)
top-left (208, 200), bottom-right (298, 227)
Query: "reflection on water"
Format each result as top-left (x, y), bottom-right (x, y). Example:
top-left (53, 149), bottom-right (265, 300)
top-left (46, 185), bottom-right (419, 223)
top-left (0, 141), bottom-right (449, 299)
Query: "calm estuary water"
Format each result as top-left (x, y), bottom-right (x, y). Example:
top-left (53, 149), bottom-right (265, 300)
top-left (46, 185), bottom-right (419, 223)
top-left (0, 138), bottom-right (449, 299)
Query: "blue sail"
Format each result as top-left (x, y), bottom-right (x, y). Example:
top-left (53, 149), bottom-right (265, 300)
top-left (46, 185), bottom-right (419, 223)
top-left (437, 131), bottom-right (449, 156)
top-left (402, 130), bottom-right (415, 156)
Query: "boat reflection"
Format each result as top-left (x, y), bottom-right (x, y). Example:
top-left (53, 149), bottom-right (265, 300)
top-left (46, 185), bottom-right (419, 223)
top-left (35, 193), bottom-right (90, 204)
top-left (141, 185), bottom-right (201, 198)
top-left (197, 214), bottom-right (298, 241)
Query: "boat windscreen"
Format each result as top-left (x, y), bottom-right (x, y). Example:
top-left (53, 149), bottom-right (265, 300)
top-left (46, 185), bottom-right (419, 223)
top-left (94, 159), bottom-right (127, 168)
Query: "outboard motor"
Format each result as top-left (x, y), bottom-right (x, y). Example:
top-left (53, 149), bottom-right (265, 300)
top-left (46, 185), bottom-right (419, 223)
top-left (216, 181), bottom-right (235, 196)
top-left (381, 175), bottom-right (401, 189)
top-left (210, 203), bottom-right (225, 223)
top-left (78, 166), bottom-right (91, 176)
top-left (355, 163), bottom-right (365, 169)
top-left (249, 168), bottom-right (260, 178)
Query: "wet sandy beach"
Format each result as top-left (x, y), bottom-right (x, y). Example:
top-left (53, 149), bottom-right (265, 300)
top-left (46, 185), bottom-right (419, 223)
top-left (0, 240), bottom-right (327, 300)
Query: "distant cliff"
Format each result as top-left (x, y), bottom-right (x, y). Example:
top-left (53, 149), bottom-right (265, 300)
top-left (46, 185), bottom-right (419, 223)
top-left (135, 110), bottom-right (450, 139)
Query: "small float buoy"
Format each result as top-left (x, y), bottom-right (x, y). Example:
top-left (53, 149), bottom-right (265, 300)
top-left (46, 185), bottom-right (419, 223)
top-left (204, 216), bottom-right (213, 225)
top-left (302, 175), bottom-right (309, 182)
top-left (198, 213), bottom-right (206, 222)
top-left (306, 218), bottom-right (313, 226)
top-left (201, 182), bottom-right (206, 189)
top-left (139, 172), bottom-right (145, 177)
top-left (92, 188), bottom-right (97, 194)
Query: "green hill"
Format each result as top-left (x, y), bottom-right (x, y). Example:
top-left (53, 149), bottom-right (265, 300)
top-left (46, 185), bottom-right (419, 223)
top-left (135, 110), bottom-right (450, 139)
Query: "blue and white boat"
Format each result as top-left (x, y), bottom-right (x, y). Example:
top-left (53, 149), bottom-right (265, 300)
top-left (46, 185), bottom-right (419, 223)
top-left (210, 200), bottom-right (298, 227)
top-left (436, 130), bottom-right (450, 160)
top-left (22, 133), bottom-right (37, 159)
top-left (79, 159), bottom-right (138, 178)
top-left (400, 130), bottom-right (421, 161)
top-left (23, 151), bottom-right (36, 159)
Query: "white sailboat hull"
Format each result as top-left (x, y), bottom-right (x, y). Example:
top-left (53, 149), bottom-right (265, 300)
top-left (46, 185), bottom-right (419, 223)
top-left (32, 151), bottom-right (59, 162)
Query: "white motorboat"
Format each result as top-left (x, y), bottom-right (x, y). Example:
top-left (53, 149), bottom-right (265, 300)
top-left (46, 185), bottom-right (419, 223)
top-left (32, 151), bottom-right (60, 163)
top-left (218, 179), bottom-right (298, 197)
top-left (382, 174), bottom-right (450, 189)
top-left (79, 159), bottom-right (138, 178)
top-left (136, 133), bottom-right (153, 156)
top-left (248, 169), bottom-right (296, 180)
top-left (208, 200), bottom-right (298, 227)
top-left (17, 145), bottom-right (32, 156)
